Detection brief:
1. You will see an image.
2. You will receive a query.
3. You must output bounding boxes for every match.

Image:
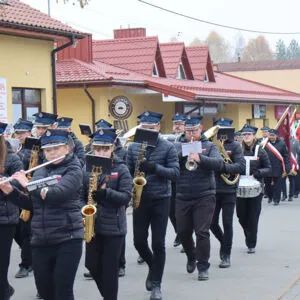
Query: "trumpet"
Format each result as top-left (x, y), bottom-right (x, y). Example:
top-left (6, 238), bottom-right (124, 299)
top-left (185, 137), bottom-right (197, 171)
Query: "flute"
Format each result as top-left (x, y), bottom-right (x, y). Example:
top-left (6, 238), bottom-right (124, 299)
top-left (0, 155), bottom-right (66, 185)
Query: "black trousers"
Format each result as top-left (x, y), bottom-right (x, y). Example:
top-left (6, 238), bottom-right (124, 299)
top-left (236, 194), bottom-right (262, 249)
top-left (85, 234), bottom-right (123, 300)
top-left (0, 225), bottom-right (16, 300)
top-left (14, 219), bottom-right (32, 268)
top-left (265, 177), bottom-right (282, 203)
top-left (119, 236), bottom-right (126, 269)
top-left (210, 193), bottom-right (236, 256)
top-left (281, 177), bottom-right (287, 198)
top-left (32, 239), bottom-right (82, 300)
top-left (295, 173), bottom-right (300, 196)
top-left (169, 182), bottom-right (177, 234)
top-left (133, 197), bottom-right (169, 283)
top-left (176, 195), bottom-right (216, 272)
top-left (288, 175), bottom-right (296, 197)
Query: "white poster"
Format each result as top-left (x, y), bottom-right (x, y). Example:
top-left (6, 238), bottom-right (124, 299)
top-left (0, 78), bottom-right (8, 123)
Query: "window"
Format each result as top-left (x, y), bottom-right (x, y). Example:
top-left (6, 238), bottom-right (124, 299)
top-left (204, 71), bottom-right (209, 82)
top-left (12, 88), bottom-right (41, 123)
top-left (176, 62), bottom-right (186, 79)
top-left (252, 104), bottom-right (266, 119)
top-left (152, 61), bottom-right (159, 77)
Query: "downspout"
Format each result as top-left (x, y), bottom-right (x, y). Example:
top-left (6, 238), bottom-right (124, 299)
top-left (83, 85), bottom-right (96, 128)
top-left (51, 35), bottom-right (75, 114)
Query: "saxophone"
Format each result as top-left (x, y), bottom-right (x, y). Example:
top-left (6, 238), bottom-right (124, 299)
top-left (81, 166), bottom-right (102, 243)
top-left (132, 142), bottom-right (147, 209)
top-left (19, 145), bottom-right (39, 222)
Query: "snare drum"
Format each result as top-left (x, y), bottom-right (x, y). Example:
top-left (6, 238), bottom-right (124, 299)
top-left (237, 175), bottom-right (262, 198)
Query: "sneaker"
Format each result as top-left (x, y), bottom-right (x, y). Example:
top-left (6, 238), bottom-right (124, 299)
top-left (150, 281), bottom-right (162, 300)
top-left (247, 248), bottom-right (256, 254)
top-left (137, 255), bottom-right (145, 265)
top-left (15, 267), bottom-right (29, 278)
top-left (219, 255), bottom-right (231, 268)
top-left (186, 259), bottom-right (196, 273)
top-left (118, 267), bottom-right (125, 277)
top-left (173, 235), bottom-right (181, 247)
top-left (83, 272), bottom-right (93, 279)
top-left (198, 269), bottom-right (209, 281)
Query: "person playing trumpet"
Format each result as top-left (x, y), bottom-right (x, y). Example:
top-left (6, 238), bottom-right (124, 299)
top-left (82, 128), bottom-right (132, 300)
top-left (174, 116), bottom-right (223, 281)
top-left (0, 129), bottom-right (83, 300)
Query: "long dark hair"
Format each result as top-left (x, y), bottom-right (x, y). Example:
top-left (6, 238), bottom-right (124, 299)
top-left (242, 137), bottom-right (257, 153)
top-left (0, 135), bottom-right (7, 175)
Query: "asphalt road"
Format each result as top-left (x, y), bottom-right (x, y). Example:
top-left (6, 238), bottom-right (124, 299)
top-left (8, 198), bottom-right (300, 300)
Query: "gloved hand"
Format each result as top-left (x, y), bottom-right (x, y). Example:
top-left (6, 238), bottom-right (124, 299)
top-left (140, 160), bottom-right (157, 174)
top-left (92, 189), bottom-right (107, 204)
top-left (252, 169), bottom-right (262, 180)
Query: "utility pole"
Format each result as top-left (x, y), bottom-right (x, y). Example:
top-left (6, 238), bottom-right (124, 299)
top-left (48, 0), bottom-right (50, 16)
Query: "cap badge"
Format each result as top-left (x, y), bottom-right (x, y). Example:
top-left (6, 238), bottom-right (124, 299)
top-left (39, 113), bottom-right (43, 118)
top-left (99, 129), bottom-right (104, 135)
top-left (187, 116), bottom-right (191, 120)
top-left (145, 111), bottom-right (149, 116)
top-left (46, 130), bottom-right (51, 136)
top-left (61, 118), bottom-right (64, 122)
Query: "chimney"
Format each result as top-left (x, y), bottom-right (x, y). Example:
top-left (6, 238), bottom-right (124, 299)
top-left (114, 28), bottom-right (146, 39)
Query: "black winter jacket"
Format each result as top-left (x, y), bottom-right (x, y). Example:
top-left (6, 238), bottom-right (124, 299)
top-left (7, 153), bottom-right (84, 246)
top-left (115, 138), bottom-right (127, 162)
top-left (127, 136), bottom-right (179, 200)
top-left (82, 157), bottom-right (132, 236)
top-left (70, 132), bottom-right (86, 168)
top-left (265, 138), bottom-right (290, 177)
top-left (17, 147), bottom-right (31, 170)
top-left (0, 147), bottom-right (23, 225)
top-left (241, 142), bottom-right (272, 182)
top-left (175, 135), bottom-right (223, 201)
top-left (215, 140), bottom-right (245, 194)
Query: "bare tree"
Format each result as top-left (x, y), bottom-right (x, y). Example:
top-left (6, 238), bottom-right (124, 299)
top-left (242, 36), bottom-right (274, 61)
top-left (189, 38), bottom-right (203, 47)
top-left (56, 0), bottom-right (90, 8)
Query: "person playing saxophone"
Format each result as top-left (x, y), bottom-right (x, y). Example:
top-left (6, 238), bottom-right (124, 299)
top-left (127, 111), bottom-right (179, 300)
top-left (210, 117), bottom-right (245, 268)
top-left (82, 128), bottom-right (132, 300)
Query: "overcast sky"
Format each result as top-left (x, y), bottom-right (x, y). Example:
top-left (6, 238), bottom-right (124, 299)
top-left (22, 0), bottom-right (300, 55)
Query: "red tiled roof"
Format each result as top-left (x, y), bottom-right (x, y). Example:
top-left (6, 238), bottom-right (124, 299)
top-left (185, 46), bottom-right (209, 80)
top-left (160, 42), bottom-right (185, 78)
top-left (56, 59), bottom-right (300, 104)
top-left (216, 59), bottom-right (300, 72)
top-left (0, 0), bottom-right (83, 37)
top-left (92, 36), bottom-right (163, 76)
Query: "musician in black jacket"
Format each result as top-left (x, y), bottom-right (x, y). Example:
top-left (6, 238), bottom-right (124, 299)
top-left (56, 117), bottom-right (86, 168)
top-left (0, 129), bottom-right (83, 300)
top-left (237, 125), bottom-right (271, 254)
top-left (13, 119), bottom-right (34, 279)
top-left (0, 122), bottom-right (23, 300)
top-left (127, 111), bottom-right (179, 300)
top-left (83, 129), bottom-right (132, 300)
top-left (174, 116), bottom-right (223, 281)
top-left (264, 129), bottom-right (290, 205)
top-left (210, 118), bottom-right (245, 268)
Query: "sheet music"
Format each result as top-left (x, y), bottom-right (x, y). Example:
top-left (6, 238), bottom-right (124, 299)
top-left (182, 141), bottom-right (202, 157)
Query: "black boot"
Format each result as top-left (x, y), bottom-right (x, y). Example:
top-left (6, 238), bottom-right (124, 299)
top-left (219, 255), bottom-right (231, 268)
top-left (186, 259), bottom-right (196, 273)
top-left (137, 255), bottom-right (145, 265)
top-left (150, 281), bottom-right (162, 300)
top-left (15, 266), bottom-right (29, 278)
top-left (288, 197), bottom-right (293, 202)
top-left (145, 268), bottom-right (152, 291)
top-left (198, 269), bottom-right (209, 281)
top-left (4, 284), bottom-right (14, 300)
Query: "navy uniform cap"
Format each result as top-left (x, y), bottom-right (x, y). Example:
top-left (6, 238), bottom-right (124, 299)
top-left (40, 129), bottom-right (70, 149)
top-left (241, 125), bottom-right (258, 134)
top-left (268, 129), bottom-right (279, 135)
top-left (234, 131), bottom-right (242, 137)
top-left (184, 115), bottom-right (202, 128)
top-left (14, 118), bottom-right (33, 132)
top-left (172, 113), bottom-right (186, 123)
top-left (0, 122), bottom-right (8, 135)
top-left (95, 119), bottom-right (112, 129)
top-left (214, 117), bottom-right (233, 127)
top-left (261, 126), bottom-right (270, 131)
top-left (57, 117), bottom-right (73, 129)
top-left (138, 111), bottom-right (163, 124)
top-left (33, 112), bottom-right (57, 127)
top-left (91, 129), bottom-right (117, 146)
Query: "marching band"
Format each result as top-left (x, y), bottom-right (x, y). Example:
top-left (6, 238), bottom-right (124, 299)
top-left (0, 109), bottom-right (295, 300)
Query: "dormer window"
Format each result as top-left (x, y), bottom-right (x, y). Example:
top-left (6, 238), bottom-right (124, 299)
top-left (176, 62), bottom-right (186, 79)
top-left (152, 61), bottom-right (159, 77)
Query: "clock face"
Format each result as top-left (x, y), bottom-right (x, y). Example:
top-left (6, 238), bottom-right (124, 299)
top-left (109, 96), bottom-right (133, 119)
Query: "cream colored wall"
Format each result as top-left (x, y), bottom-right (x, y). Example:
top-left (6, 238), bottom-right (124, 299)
top-left (57, 87), bottom-right (176, 141)
top-left (0, 34), bottom-right (54, 121)
top-left (225, 69), bottom-right (300, 93)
